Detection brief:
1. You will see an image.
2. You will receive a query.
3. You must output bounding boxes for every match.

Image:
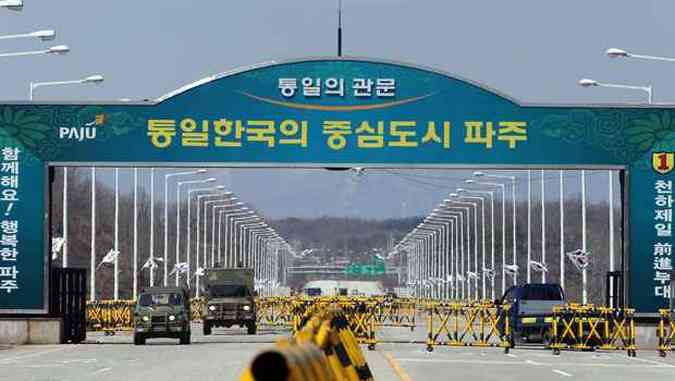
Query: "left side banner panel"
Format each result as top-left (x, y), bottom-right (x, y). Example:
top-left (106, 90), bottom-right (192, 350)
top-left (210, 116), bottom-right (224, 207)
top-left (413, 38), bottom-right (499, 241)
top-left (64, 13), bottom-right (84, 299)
top-left (0, 107), bottom-right (48, 313)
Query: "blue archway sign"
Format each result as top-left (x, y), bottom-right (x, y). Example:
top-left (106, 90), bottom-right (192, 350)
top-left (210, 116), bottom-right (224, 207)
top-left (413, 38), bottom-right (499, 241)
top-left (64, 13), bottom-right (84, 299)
top-left (0, 58), bottom-right (672, 314)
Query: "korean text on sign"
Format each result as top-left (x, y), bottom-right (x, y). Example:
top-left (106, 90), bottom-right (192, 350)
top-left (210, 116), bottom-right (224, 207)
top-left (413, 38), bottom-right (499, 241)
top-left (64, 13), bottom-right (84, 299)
top-left (0, 147), bottom-right (20, 294)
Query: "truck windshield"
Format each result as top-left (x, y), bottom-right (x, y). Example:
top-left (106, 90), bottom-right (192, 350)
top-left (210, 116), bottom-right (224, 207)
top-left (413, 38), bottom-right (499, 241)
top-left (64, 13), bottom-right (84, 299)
top-left (208, 285), bottom-right (250, 298)
top-left (521, 286), bottom-right (564, 301)
top-left (138, 293), bottom-right (183, 306)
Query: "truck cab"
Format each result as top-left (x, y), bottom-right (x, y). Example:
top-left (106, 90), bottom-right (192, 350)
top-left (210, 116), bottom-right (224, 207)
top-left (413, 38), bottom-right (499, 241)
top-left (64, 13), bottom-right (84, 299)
top-left (133, 287), bottom-right (191, 345)
top-left (201, 268), bottom-right (257, 335)
top-left (500, 283), bottom-right (565, 344)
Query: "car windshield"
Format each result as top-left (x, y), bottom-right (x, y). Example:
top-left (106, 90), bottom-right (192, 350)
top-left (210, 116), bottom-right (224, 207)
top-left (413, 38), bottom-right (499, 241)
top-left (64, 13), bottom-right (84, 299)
top-left (521, 286), bottom-right (564, 301)
top-left (208, 285), bottom-right (250, 298)
top-left (138, 292), bottom-right (183, 307)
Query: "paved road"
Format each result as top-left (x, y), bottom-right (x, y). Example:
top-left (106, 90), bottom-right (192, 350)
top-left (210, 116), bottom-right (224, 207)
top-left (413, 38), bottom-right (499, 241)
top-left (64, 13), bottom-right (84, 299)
top-left (2, 324), bottom-right (675, 380)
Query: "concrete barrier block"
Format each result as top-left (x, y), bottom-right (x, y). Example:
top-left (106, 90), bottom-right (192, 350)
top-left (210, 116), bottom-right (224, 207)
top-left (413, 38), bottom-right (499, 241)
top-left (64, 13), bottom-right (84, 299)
top-left (636, 323), bottom-right (659, 350)
top-left (0, 319), bottom-right (28, 345)
top-left (28, 318), bottom-right (62, 344)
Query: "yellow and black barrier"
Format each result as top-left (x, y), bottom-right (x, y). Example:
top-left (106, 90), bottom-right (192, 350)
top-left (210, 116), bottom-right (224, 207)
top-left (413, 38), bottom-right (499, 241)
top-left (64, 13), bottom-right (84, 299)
top-left (86, 300), bottom-right (135, 334)
top-left (256, 297), bottom-right (301, 327)
top-left (240, 306), bottom-right (374, 381)
top-left (372, 299), bottom-right (417, 331)
top-left (425, 301), bottom-right (513, 353)
top-left (658, 308), bottom-right (675, 357)
top-left (549, 304), bottom-right (637, 357)
top-left (87, 297), bottom-right (206, 333)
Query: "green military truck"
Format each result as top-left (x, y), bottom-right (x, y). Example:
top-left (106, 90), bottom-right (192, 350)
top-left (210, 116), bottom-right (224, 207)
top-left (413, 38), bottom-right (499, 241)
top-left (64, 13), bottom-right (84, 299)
top-left (201, 268), bottom-right (257, 335)
top-left (133, 287), bottom-right (191, 345)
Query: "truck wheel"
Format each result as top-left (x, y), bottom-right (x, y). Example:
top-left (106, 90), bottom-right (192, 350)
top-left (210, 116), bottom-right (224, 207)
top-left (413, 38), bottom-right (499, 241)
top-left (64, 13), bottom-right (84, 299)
top-left (134, 334), bottom-right (145, 345)
top-left (247, 322), bottom-right (257, 335)
top-left (203, 322), bottom-right (212, 336)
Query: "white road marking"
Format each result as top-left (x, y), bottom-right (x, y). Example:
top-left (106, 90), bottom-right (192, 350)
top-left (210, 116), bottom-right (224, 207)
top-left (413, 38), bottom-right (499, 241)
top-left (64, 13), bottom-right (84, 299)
top-left (628, 356), bottom-right (675, 368)
top-left (92, 367), bottom-right (112, 375)
top-left (506, 353), bottom-right (517, 358)
top-left (0, 347), bottom-right (70, 363)
top-left (525, 359), bottom-right (542, 366)
top-left (395, 358), bottom-right (675, 368)
top-left (552, 369), bottom-right (572, 377)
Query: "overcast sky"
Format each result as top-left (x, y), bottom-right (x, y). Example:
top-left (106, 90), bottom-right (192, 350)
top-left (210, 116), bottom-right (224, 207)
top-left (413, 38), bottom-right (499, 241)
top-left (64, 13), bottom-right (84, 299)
top-left (2, 1), bottom-right (674, 103)
top-left (5, 1), bottom-right (644, 218)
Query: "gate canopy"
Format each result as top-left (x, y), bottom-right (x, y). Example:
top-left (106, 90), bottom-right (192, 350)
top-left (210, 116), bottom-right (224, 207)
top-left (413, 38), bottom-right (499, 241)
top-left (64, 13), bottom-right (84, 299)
top-left (0, 58), bottom-right (672, 314)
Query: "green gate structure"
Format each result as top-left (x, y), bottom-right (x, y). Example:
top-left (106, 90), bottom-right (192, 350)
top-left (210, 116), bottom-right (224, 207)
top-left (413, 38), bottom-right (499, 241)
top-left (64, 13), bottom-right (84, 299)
top-left (0, 57), bottom-right (672, 315)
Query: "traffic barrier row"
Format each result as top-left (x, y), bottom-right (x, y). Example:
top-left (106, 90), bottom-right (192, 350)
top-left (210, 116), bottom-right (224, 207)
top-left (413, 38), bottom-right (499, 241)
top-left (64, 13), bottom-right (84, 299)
top-left (658, 309), bottom-right (674, 357)
top-left (87, 298), bottom-right (206, 332)
top-left (86, 300), bottom-right (135, 333)
top-left (549, 304), bottom-right (637, 357)
top-left (424, 301), bottom-right (513, 353)
top-left (240, 306), bottom-right (374, 381)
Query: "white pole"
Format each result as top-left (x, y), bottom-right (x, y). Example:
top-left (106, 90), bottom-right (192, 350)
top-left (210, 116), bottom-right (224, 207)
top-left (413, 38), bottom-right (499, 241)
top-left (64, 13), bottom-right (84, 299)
top-left (559, 170), bottom-right (564, 291)
top-left (609, 170), bottom-right (615, 306)
top-left (541, 169), bottom-right (546, 283)
top-left (133, 168), bottom-right (138, 299)
top-left (218, 211), bottom-right (224, 265)
top-left (511, 178), bottom-right (516, 286)
top-left (195, 195), bottom-right (201, 296)
top-left (163, 175), bottom-right (169, 286)
top-left (211, 207), bottom-right (217, 267)
top-left (527, 170), bottom-right (531, 283)
top-left (187, 191), bottom-right (192, 291)
top-left (63, 167), bottom-right (68, 267)
top-left (114, 168), bottom-right (119, 300)
top-left (149, 168), bottom-right (155, 287)
top-left (581, 169), bottom-right (588, 304)
top-left (500, 185), bottom-right (506, 294)
top-left (489, 192), bottom-right (495, 300)
top-left (90, 167), bottom-right (96, 301)
top-left (175, 184), bottom-right (181, 286)
top-left (480, 197), bottom-right (485, 299)
top-left (473, 203), bottom-right (478, 299)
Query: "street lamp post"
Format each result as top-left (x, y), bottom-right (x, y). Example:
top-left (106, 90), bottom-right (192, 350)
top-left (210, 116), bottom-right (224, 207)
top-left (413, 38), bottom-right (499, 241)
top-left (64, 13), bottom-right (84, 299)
top-left (467, 179), bottom-right (507, 294)
top-left (186, 187), bottom-right (225, 291)
top-left (30, 74), bottom-right (103, 100)
top-left (90, 167), bottom-right (96, 301)
top-left (0, 45), bottom-right (68, 59)
top-left (113, 168), bottom-right (119, 300)
top-left (0, 0), bottom-right (22, 11)
top-left (195, 193), bottom-right (234, 295)
top-left (163, 169), bottom-right (206, 286)
top-left (175, 178), bottom-right (216, 286)
top-left (0, 30), bottom-right (55, 41)
top-left (579, 78), bottom-right (652, 104)
top-left (456, 193), bottom-right (487, 299)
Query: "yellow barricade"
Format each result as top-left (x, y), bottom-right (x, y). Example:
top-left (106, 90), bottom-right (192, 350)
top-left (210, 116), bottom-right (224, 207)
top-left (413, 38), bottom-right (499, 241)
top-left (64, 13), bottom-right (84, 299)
top-left (549, 304), bottom-right (637, 357)
top-left (256, 297), bottom-right (298, 327)
top-left (86, 300), bottom-right (135, 333)
top-left (240, 305), bottom-right (374, 381)
top-left (425, 301), bottom-right (513, 353)
top-left (657, 309), bottom-right (674, 357)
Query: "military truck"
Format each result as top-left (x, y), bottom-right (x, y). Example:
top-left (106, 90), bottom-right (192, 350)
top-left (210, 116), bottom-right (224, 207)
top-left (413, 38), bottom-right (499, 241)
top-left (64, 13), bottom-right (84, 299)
top-left (133, 287), bottom-right (191, 345)
top-left (201, 268), bottom-right (257, 335)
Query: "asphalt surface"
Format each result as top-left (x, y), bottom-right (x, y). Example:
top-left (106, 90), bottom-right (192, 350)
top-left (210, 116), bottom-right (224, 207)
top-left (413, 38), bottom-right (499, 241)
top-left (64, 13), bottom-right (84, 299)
top-left (2, 323), bottom-right (675, 380)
